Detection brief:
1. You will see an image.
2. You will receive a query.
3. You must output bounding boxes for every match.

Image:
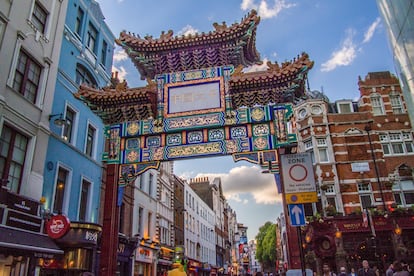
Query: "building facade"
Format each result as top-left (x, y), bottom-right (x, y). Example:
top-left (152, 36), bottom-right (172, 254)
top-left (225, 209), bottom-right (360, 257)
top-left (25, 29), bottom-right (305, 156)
top-left (376, 0), bottom-right (414, 125)
top-left (0, 0), bottom-right (68, 274)
top-left (293, 72), bottom-right (414, 274)
top-left (185, 178), bottom-right (217, 276)
top-left (41, 0), bottom-right (115, 274)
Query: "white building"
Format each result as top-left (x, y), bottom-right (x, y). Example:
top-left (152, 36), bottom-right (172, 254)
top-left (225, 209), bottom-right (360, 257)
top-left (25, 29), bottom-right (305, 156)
top-left (0, 0), bottom-right (68, 273)
top-left (184, 181), bottom-right (216, 268)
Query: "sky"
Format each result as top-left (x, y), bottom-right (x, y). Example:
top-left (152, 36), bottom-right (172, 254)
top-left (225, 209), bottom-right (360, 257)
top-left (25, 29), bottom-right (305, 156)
top-left (96, 0), bottom-right (396, 240)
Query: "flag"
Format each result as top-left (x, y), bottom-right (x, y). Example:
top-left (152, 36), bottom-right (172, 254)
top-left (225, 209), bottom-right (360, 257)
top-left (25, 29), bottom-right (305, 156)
top-left (274, 173), bottom-right (282, 193)
top-left (362, 209), bottom-right (368, 228)
top-left (117, 186), bottom-right (125, 206)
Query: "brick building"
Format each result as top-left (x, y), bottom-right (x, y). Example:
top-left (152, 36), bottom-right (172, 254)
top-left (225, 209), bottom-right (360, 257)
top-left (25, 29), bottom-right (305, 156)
top-left (292, 71), bottom-right (414, 274)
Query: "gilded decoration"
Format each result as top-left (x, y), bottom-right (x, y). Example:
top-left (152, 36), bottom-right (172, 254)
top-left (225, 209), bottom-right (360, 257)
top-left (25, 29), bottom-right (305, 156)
top-left (187, 131), bottom-right (203, 144)
top-left (253, 124), bottom-right (270, 136)
top-left (251, 107), bottom-right (265, 121)
top-left (225, 140), bottom-right (238, 153)
top-left (254, 137), bottom-right (268, 150)
top-left (127, 122), bottom-right (139, 136)
top-left (147, 136), bottom-right (161, 147)
top-left (166, 113), bottom-right (222, 130)
top-left (167, 142), bottom-right (223, 158)
top-left (126, 138), bottom-right (140, 149)
top-left (230, 126), bottom-right (247, 139)
top-left (126, 150), bottom-right (139, 163)
top-left (166, 134), bottom-right (182, 146)
top-left (208, 129), bottom-right (225, 141)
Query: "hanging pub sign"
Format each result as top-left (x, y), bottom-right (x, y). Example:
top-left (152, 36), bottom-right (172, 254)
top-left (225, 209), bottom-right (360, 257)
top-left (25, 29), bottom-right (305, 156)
top-left (46, 214), bottom-right (70, 239)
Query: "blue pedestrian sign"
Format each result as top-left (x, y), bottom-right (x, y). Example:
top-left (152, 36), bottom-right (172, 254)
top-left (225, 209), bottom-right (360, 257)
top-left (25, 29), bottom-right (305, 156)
top-left (288, 204), bottom-right (306, 226)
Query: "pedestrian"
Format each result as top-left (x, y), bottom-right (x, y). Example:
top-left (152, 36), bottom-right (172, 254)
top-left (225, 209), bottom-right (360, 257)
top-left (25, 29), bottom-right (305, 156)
top-left (357, 260), bottom-right (375, 276)
top-left (349, 268), bottom-right (357, 276)
top-left (338, 267), bottom-right (347, 276)
top-left (386, 263), bottom-right (394, 276)
top-left (322, 263), bottom-right (337, 276)
top-left (393, 260), bottom-right (410, 276)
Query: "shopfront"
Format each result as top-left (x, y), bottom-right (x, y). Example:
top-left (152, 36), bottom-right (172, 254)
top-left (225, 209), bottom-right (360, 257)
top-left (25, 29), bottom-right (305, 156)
top-left (156, 247), bottom-right (173, 276)
top-left (134, 243), bottom-right (158, 276)
top-left (40, 219), bottom-right (102, 275)
top-left (117, 234), bottom-right (139, 276)
top-left (0, 188), bottom-right (63, 275)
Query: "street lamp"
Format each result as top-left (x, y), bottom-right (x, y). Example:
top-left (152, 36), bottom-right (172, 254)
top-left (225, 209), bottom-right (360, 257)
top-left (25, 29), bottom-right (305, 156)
top-left (364, 125), bottom-right (386, 210)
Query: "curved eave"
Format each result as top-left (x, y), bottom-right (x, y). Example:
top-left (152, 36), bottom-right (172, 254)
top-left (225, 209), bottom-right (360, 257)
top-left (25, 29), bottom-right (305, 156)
top-left (116, 10), bottom-right (261, 78)
top-left (74, 85), bottom-right (157, 125)
top-left (229, 54), bottom-right (314, 107)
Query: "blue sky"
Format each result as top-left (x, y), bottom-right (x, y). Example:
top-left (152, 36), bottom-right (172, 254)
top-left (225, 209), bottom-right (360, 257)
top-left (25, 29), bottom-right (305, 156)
top-left (96, 0), bottom-right (395, 240)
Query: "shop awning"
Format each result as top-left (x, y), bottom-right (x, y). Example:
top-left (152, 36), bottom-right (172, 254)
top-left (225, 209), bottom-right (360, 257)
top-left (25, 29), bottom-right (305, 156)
top-left (0, 225), bottom-right (63, 255)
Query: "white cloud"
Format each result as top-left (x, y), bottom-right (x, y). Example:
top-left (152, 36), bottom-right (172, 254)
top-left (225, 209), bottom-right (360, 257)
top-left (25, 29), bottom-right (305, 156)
top-left (241, 0), bottom-right (296, 19)
top-left (245, 58), bottom-right (269, 73)
top-left (362, 17), bottom-right (381, 44)
top-left (194, 165), bottom-right (283, 205)
top-left (111, 65), bottom-right (127, 81)
top-left (321, 29), bottom-right (357, 72)
top-left (113, 48), bottom-right (128, 62)
top-left (177, 25), bottom-right (199, 37)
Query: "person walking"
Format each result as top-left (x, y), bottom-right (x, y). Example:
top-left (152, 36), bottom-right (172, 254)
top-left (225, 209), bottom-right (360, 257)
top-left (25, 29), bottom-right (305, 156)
top-left (385, 263), bottom-right (394, 276)
top-left (357, 260), bottom-right (375, 276)
top-left (322, 263), bottom-right (336, 276)
top-left (393, 260), bottom-right (410, 276)
top-left (338, 267), bottom-right (347, 276)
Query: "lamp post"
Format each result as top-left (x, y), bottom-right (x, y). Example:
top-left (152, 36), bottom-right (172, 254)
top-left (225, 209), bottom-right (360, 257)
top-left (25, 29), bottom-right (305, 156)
top-left (364, 125), bottom-right (386, 210)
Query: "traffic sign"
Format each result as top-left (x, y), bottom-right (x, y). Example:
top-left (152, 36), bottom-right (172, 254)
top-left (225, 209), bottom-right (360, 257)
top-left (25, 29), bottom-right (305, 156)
top-left (285, 192), bottom-right (317, 204)
top-left (288, 204), bottom-right (306, 226)
top-left (281, 153), bottom-right (316, 193)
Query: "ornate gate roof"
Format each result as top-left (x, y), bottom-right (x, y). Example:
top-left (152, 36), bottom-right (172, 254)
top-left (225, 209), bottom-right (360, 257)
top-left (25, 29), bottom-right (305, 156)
top-left (229, 53), bottom-right (314, 109)
top-left (116, 10), bottom-right (261, 79)
top-left (75, 10), bottom-right (314, 125)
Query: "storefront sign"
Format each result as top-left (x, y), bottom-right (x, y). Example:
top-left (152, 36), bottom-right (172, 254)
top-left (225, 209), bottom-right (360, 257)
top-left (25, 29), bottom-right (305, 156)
top-left (6, 192), bottom-right (39, 215)
top-left (46, 214), bottom-right (70, 239)
top-left (135, 247), bottom-right (154, 263)
top-left (7, 209), bottom-right (42, 232)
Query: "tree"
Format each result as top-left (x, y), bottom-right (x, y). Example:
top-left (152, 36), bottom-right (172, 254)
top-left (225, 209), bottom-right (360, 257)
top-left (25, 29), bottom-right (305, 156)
top-left (255, 221), bottom-right (277, 272)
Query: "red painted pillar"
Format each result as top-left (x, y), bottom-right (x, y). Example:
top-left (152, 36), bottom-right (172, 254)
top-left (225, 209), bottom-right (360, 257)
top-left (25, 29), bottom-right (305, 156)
top-left (100, 164), bottom-right (119, 275)
top-left (278, 148), bottom-right (302, 270)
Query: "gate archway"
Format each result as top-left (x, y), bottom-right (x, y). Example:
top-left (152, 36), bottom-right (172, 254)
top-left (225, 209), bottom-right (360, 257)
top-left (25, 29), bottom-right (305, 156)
top-left (75, 9), bottom-right (313, 275)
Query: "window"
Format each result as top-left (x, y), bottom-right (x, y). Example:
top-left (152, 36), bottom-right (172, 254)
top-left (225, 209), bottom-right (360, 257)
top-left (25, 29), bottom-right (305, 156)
top-left (0, 125), bottom-right (28, 193)
top-left (390, 93), bottom-right (404, 114)
top-left (87, 23), bottom-right (98, 54)
top-left (63, 107), bottom-right (75, 143)
top-left (54, 167), bottom-right (69, 214)
top-left (79, 179), bottom-right (91, 221)
top-left (317, 138), bottom-right (329, 162)
top-left (0, 17), bottom-right (6, 46)
top-left (13, 50), bottom-right (42, 104)
top-left (75, 8), bottom-right (84, 37)
top-left (304, 139), bottom-right (315, 163)
top-left (370, 94), bottom-right (385, 115)
top-left (85, 124), bottom-right (96, 158)
top-left (137, 207), bottom-right (143, 236)
top-left (139, 175), bottom-right (144, 190)
top-left (380, 132), bottom-right (414, 155)
top-left (337, 102), bottom-right (353, 113)
top-left (101, 40), bottom-right (108, 66)
top-left (75, 64), bottom-right (97, 87)
top-left (148, 173), bottom-right (154, 196)
top-left (358, 182), bottom-right (373, 209)
top-left (31, 2), bottom-right (48, 33)
top-left (147, 212), bottom-right (152, 237)
top-left (393, 180), bottom-right (414, 206)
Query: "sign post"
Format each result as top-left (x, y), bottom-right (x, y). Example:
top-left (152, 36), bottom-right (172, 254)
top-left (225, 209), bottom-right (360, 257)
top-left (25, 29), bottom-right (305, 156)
top-left (280, 153), bottom-right (317, 275)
